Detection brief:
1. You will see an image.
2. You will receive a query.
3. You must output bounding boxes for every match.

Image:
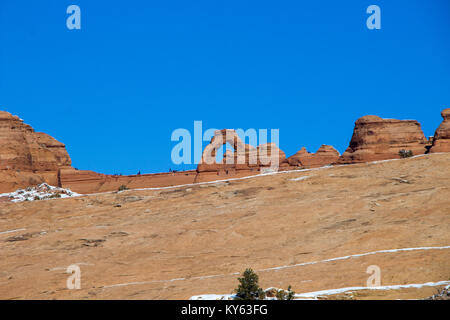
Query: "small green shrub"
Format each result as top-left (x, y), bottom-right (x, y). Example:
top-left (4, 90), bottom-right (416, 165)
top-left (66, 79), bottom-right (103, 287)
top-left (234, 268), bottom-right (266, 300)
top-left (118, 185), bottom-right (129, 192)
top-left (399, 149), bottom-right (413, 158)
top-left (275, 285), bottom-right (295, 300)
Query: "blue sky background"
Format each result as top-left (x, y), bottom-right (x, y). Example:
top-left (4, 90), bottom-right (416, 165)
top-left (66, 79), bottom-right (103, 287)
top-left (1, 0), bottom-right (449, 174)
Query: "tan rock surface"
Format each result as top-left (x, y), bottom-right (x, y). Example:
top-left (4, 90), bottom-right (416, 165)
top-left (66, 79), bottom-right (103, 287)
top-left (337, 116), bottom-right (428, 164)
top-left (430, 108), bottom-right (450, 153)
top-left (0, 153), bottom-right (449, 300)
top-left (59, 168), bottom-right (199, 194)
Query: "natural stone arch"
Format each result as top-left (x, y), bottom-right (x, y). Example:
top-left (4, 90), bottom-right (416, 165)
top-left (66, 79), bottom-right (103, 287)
top-left (197, 129), bottom-right (258, 173)
top-left (197, 129), bottom-right (286, 174)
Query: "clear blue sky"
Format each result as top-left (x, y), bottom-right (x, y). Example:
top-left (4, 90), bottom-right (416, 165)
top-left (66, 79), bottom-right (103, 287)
top-left (1, 0), bottom-right (449, 174)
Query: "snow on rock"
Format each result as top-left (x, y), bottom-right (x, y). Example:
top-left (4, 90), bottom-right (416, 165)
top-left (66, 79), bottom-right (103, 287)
top-left (189, 281), bottom-right (450, 300)
top-left (190, 288), bottom-right (290, 300)
top-left (289, 176), bottom-right (311, 181)
top-left (189, 294), bottom-right (235, 300)
top-left (0, 183), bottom-right (81, 202)
top-left (294, 280), bottom-right (450, 299)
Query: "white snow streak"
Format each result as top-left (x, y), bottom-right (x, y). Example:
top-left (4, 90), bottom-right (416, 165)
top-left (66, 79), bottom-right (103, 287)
top-left (190, 280), bottom-right (450, 300)
top-left (101, 245), bottom-right (450, 290)
top-left (0, 228), bottom-right (26, 236)
top-left (257, 245), bottom-right (450, 273)
top-left (295, 280), bottom-right (450, 299)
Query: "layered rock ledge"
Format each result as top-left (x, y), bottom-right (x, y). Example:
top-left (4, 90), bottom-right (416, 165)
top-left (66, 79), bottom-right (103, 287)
top-left (285, 145), bottom-right (340, 168)
top-left (429, 108), bottom-right (450, 153)
top-left (337, 115), bottom-right (428, 164)
top-left (0, 111), bottom-right (71, 192)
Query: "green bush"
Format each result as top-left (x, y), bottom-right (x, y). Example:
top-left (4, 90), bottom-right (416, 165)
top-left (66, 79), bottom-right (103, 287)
top-left (275, 285), bottom-right (295, 300)
top-left (398, 149), bottom-right (413, 158)
top-left (118, 185), bottom-right (129, 192)
top-left (234, 268), bottom-right (266, 300)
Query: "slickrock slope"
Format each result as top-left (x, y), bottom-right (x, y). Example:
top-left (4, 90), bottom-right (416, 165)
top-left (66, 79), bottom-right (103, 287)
top-left (0, 111), bottom-right (71, 192)
top-left (337, 116), bottom-right (428, 164)
top-left (430, 108), bottom-right (450, 153)
top-left (285, 145), bottom-right (340, 168)
top-left (0, 153), bottom-right (449, 300)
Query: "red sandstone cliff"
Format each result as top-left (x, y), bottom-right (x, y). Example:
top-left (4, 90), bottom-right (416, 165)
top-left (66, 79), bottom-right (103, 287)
top-left (2, 109), bottom-right (449, 195)
top-left (0, 111), bottom-right (72, 192)
top-left (0, 111), bottom-right (71, 171)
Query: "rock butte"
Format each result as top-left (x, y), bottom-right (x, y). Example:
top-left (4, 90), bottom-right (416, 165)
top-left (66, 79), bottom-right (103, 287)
top-left (430, 108), bottom-right (450, 153)
top-left (0, 111), bottom-right (71, 193)
top-left (337, 115), bottom-right (429, 164)
top-left (0, 109), bottom-right (448, 194)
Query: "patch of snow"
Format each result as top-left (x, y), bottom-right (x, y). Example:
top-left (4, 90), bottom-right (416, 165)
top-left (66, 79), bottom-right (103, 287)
top-left (368, 153), bottom-right (427, 164)
top-left (295, 280), bottom-right (450, 299)
top-left (260, 167), bottom-right (279, 174)
top-left (0, 228), bottom-right (26, 235)
top-left (0, 183), bottom-right (81, 203)
top-left (290, 176), bottom-right (311, 181)
top-left (258, 245), bottom-right (450, 273)
top-left (190, 294), bottom-right (236, 300)
top-left (190, 281), bottom-right (450, 300)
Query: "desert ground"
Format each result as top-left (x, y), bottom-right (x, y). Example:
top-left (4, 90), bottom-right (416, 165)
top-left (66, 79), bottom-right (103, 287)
top-left (0, 153), bottom-right (449, 300)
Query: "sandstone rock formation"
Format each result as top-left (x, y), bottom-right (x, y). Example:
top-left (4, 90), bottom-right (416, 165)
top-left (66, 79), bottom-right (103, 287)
top-left (197, 129), bottom-right (255, 173)
top-left (337, 115), bottom-right (428, 164)
top-left (257, 143), bottom-right (286, 168)
top-left (2, 109), bottom-right (449, 195)
top-left (196, 129), bottom-right (286, 181)
top-left (286, 145), bottom-right (340, 168)
top-left (0, 111), bottom-right (71, 171)
top-left (429, 108), bottom-right (450, 153)
top-left (0, 111), bottom-right (72, 192)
